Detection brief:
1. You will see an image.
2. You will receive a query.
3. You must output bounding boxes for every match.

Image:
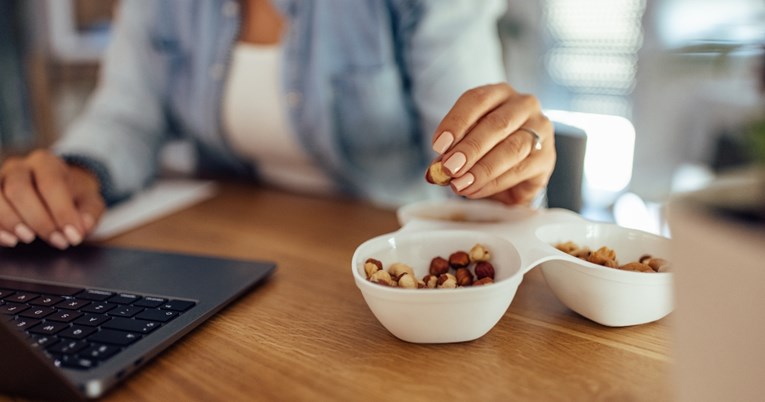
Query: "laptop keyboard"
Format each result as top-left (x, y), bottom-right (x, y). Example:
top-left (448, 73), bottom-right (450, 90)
top-left (0, 278), bottom-right (196, 371)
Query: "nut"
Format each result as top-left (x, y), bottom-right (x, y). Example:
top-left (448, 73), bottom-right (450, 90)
top-left (555, 241), bottom-right (579, 254)
top-left (388, 262), bottom-right (414, 280)
top-left (469, 244), bottom-right (491, 262)
top-left (425, 161), bottom-right (451, 186)
top-left (474, 261), bottom-right (495, 280)
top-left (473, 277), bottom-right (494, 286)
top-left (429, 256), bottom-right (450, 276)
top-left (364, 258), bottom-right (383, 279)
top-left (619, 262), bottom-right (654, 273)
top-left (397, 273), bottom-right (418, 289)
top-left (641, 256), bottom-right (670, 272)
top-left (586, 246), bottom-right (617, 266)
top-left (437, 273), bottom-right (457, 288)
top-left (422, 274), bottom-right (438, 288)
top-left (455, 268), bottom-right (473, 286)
top-left (448, 251), bottom-right (470, 269)
top-left (369, 270), bottom-right (394, 286)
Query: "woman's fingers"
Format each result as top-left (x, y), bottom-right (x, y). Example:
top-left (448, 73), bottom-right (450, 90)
top-left (0, 150), bottom-right (101, 249)
top-left (429, 83), bottom-right (556, 205)
top-left (431, 83), bottom-right (514, 154)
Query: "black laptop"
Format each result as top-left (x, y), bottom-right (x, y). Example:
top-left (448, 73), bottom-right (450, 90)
top-left (0, 242), bottom-right (276, 400)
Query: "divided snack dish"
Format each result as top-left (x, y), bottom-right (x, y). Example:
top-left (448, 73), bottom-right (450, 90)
top-left (353, 199), bottom-right (673, 343)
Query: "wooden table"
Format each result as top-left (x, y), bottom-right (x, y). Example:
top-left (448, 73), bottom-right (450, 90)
top-left (61, 183), bottom-right (675, 401)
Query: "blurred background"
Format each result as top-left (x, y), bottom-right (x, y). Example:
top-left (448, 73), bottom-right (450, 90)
top-left (1, 0), bottom-right (763, 232)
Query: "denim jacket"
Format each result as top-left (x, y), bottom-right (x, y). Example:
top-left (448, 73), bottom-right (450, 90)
top-left (55, 0), bottom-right (506, 206)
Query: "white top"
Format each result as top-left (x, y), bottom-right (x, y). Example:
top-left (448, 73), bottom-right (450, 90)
top-left (223, 43), bottom-right (335, 195)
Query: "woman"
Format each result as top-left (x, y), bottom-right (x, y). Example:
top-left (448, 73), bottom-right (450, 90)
top-left (0, 0), bottom-right (555, 250)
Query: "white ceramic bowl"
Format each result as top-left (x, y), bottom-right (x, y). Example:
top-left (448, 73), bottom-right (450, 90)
top-left (352, 230), bottom-right (524, 343)
top-left (532, 222), bottom-right (673, 327)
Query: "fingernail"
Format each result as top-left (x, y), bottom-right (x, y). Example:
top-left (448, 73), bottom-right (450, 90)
top-left (14, 224), bottom-right (36, 244)
top-left (0, 230), bottom-right (18, 247)
top-left (432, 131), bottom-right (454, 154)
top-left (49, 232), bottom-right (69, 250)
top-left (63, 225), bottom-right (83, 246)
top-left (81, 213), bottom-right (95, 232)
top-left (443, 152), bottom-right (467, 175)
top-left (451, 172), bottom-right (475, 192)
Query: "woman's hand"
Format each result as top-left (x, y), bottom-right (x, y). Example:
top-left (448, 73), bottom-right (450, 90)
top-left (429, 83), bottom-right (556, 205)
top-left (0, 150), bottom-right (105, 249)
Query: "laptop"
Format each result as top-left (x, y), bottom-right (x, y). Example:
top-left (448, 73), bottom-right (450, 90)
top-left (0, 242), bottom-right (276, 400)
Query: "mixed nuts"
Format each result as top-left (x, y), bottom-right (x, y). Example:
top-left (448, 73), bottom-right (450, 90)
top-left (364, 243), bottom-right (496, 289)
top-left (555, 241), bottom-right (671, 273)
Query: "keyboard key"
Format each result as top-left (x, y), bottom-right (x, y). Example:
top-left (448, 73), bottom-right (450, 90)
top-left (0, 303), bottom-right (29, 315)
top-left (59, 325), bottom-right (97, 340)
top-left (135, 309), bottom-right (178, 323)
top-left (31, 334), bottom-right (59, 349)
top-left (80, 344), bottom-right (120, 361)
top-left (55, 355), bottom-right (97, 370)
top-left (81, 302), bottom-right (117, 314)
top-left (76, 289), bottom-right (113, 301)
top-left (56, 299), bottom-right (90, 310)
top-left (74, 313), bottom-right (111, 327)
top-left (29, 295), bottom-right (64, 307)
top-left (19, 306), bottom-right (55, 319)
top-left (14, 317), bottom-right (41, 330)
top-left (160, 300), bottom-right (196, 312)
top-left (133, 296), bottom-right (165, 308)
top-left (47, 310), bottom-right (83, 323)
top-left (108, 294), bottom-right (141, 305)
top-left (87, 329), bottom-right (141, 346)
top-left (48, 339), bottom-right (89, 355)
top-left (108, 306), bottom-right (144, 318)
top-left (0, 289), bottom-right (15, 299)
top-left (6, 292), bottom-right (39, 303)
top-left (103, 317), bottom-right (161, 334)
top-left (28, 322), bottom-right (69, 336)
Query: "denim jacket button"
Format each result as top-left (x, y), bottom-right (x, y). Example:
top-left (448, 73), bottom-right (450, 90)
top-left (286, 92), bottom-right (302, 107)
top-left (210, 64), bottom-right (225, 80)
top-left (222, 1), bottom-right (239, 17)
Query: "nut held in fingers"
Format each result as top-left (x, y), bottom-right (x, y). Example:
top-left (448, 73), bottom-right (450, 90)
top-left (425, 161), bottom-right (451, 186)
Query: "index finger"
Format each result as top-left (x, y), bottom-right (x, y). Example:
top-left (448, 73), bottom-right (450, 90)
top-left (32, 156), bottom-right (86, 245)
top-left (431, 83), bottom-right (514, 155)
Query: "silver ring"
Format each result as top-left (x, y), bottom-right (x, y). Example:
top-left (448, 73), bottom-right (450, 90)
top-left (518, 127), bottom-right (543, 151)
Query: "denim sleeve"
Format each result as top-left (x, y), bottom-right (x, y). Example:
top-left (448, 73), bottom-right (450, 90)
top-left (53, 0), bottom-right (169, 204)
top-left (392, 0), bottom-right (508, 156)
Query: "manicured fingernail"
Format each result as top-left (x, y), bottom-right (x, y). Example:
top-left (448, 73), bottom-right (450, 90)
top-left (451, 172), bottom-right (475, 192)
top-left (49, 232), bottom-right (69, 250)
top-left (432, 131), bottom-right (454, 154)
top-left (63, 225), bottom-right (83, 246)
top-left (0, 230), bottom-right (18, 247)
top-left (14, 224), bottom-right (36, 244)
top-left (443, 152), bottom-right (467, 174)
top-left (81, 213), bottom-right (95, 232)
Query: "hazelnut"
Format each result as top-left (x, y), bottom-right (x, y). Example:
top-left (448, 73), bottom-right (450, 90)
top-left (619, 262), bottom-right (654, 273)
top-left (388, 262), bottom-right (414, 280)
top-left (397, 273), bottom-right (418, 289)
top-left (587, 247), bottom-right (617, 266)
top-left (369, 270), bottom-right (394, 286)
top-left (429, 256), bottom-right (450, 276)
top-left (422, 274), bottom-right (438, 289)
top-left (364, 258), bottom-right (383, 279)
top-left (645, 257), bottom-right (670, 272)
top-left (437, 273), bottom-right (457, 289)
top-left (572, 247), bottom-right (591, 259)
top-left (555, 241), bottom-right (579, 254)
top-left (455, 268), bottom-right (473, 286)
top-left (448, 251), bottom-right (470, 269)
top-left (473, 277), bottom-right (494, 286)
top-left (425, 161), bottom-right (451, 186)
top-left (469, 244), bottom-right (491, 262)
top-left (474, 261), bottom-right (495, 280)
top-left (417, 280), bottom-right (426, 289)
